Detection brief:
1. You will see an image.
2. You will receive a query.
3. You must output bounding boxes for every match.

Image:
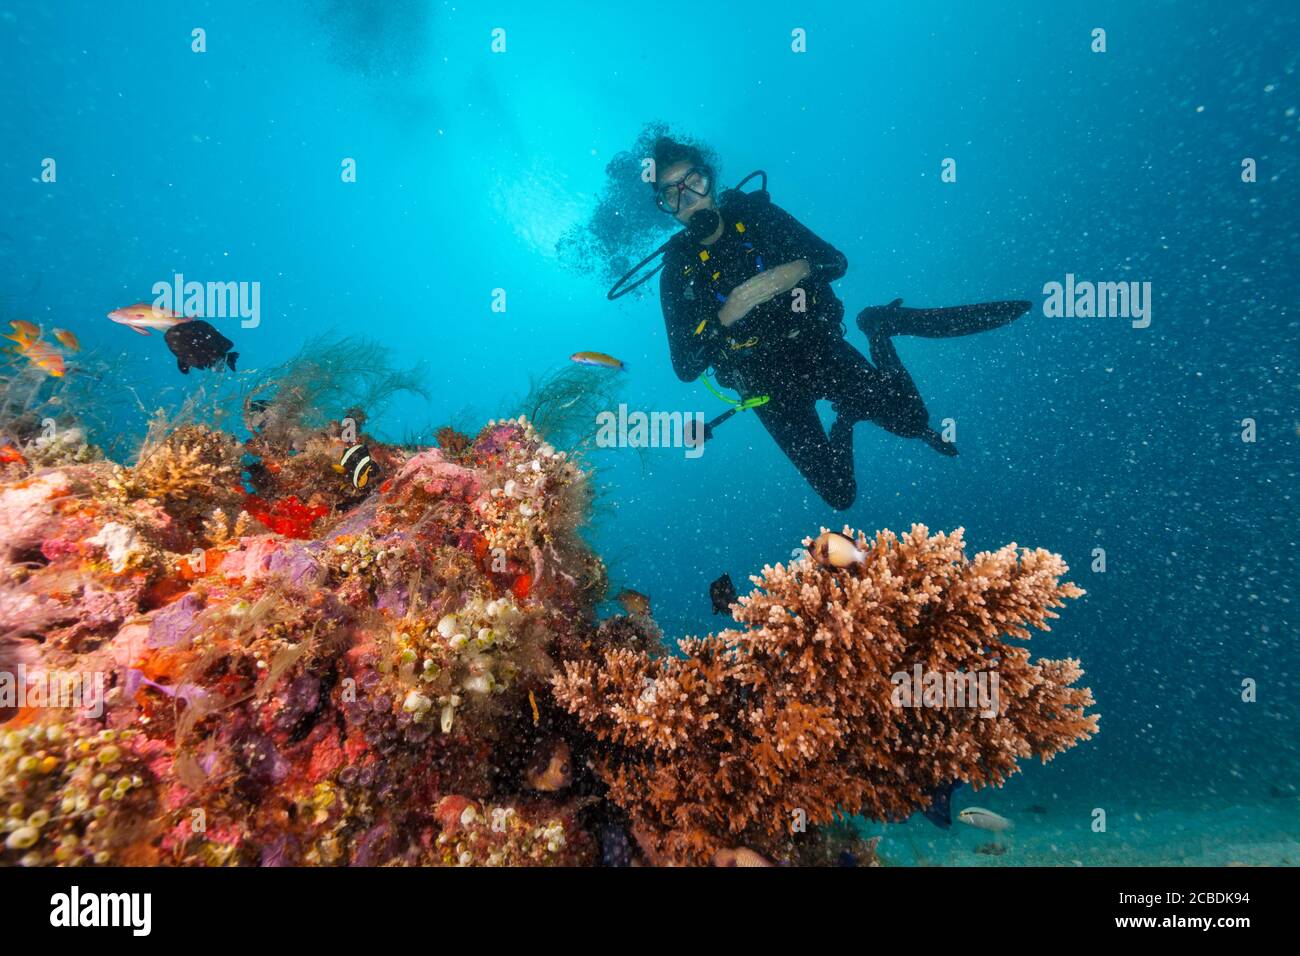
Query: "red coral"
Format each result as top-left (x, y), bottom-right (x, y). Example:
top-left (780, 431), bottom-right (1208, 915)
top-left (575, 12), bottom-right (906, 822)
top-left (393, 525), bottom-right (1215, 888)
top-left (306, 727), bottom-right (346, 784)
top-left (243, 494), bottom-right (328, 538)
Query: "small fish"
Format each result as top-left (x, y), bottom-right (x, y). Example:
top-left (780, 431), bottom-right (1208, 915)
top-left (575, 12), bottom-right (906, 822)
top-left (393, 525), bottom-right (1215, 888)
top-left (570, 351), bottom-right (626, 372)
top-left (108, 302), bottom-right (190, 336)
top-left (958, 807), bottom-right (1014, 832)
top-left (975, 842), bottom-right (1008, 856)
top-left (51, 328), bottom-right (80, 351)
top-left (5, 320), bottom-right (41, 345)
top-left (164, 319), bottom-right (237, 373)
top-left (525, 739), bottom-right (572, 792)
top-left (810, 530), bottom-right (866, 568)
top-left (616, 588), bottom-right (651, 616)
top-left (333, 443), bottom-right (376, 490)
top-left (11, 338), bottom-right (66, 377)
top-left (709, 572), bottom-right (737, 614)
top-left (921, 780), bottom-right (962, 829)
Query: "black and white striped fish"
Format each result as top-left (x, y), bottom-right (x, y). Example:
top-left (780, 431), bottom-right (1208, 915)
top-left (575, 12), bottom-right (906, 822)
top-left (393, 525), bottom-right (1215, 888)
top-left (335, 443), bottom-right (376, 490)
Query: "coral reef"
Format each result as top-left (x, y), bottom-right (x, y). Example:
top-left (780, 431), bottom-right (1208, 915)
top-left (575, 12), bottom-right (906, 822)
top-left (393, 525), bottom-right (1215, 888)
top-left (0, 387), bottom-right (1097, 866)
top-left (0, 413), bottom-right (600, 867)
top-left (117, 423), bottom-right (245, 529)
top-left (434, 426), bottom-right (472, 461)
top-left (552, 525), bottom-right (1099, 865)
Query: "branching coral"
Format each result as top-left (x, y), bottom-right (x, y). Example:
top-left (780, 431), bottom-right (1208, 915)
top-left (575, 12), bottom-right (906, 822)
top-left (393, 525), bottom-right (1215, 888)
top-left (552, 524), bottom-right (1099, 865)
top-left (122, 423), bottom-right (244, 528)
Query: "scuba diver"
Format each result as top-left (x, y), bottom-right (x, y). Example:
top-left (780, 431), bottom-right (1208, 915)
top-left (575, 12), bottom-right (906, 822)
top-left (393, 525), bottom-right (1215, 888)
top-left (610, 137), bottom-right (1030, 511)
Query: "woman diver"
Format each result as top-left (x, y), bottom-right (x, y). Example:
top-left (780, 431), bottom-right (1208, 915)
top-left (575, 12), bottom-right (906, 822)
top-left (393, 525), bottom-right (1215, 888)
top-left (618, 136), bottom-right (1030, 511)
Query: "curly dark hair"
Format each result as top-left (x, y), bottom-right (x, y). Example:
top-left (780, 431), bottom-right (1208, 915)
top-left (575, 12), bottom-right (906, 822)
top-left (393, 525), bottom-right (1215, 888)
top-left (556, 122), bottom-right (721, 292)
top-left (646, 136), bottom-right (714, 192)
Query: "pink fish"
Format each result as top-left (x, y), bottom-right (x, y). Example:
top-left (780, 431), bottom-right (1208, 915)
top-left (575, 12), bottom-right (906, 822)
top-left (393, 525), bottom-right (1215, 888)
top-left (108, 302), bottom-right (190, 337)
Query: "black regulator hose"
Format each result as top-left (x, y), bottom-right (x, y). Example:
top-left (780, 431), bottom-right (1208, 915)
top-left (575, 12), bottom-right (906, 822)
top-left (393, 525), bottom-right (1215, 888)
top-left (605, 170), bottom-right (769, 301)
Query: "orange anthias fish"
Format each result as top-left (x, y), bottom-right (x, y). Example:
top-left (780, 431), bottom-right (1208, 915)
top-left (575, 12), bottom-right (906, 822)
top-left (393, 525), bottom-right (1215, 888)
top-left (11, 338), bottom-right (66, 377)
top-left (5, 320), bottom-right (41, 346)
top-left (570, 351), bottom-right (626, 372)
top-left (52, 328), bottom-right (81, 351)
top-left (108, 302), bottom-right (190, 336)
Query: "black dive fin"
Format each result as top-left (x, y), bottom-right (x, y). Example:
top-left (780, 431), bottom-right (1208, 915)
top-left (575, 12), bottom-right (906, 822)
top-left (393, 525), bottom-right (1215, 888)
top-left (859, 299), bottom-right (1032, 339)
top-left (922, 428), bottom-right (959, 457)
top-left (920, 780), bottom-right (962, 829)
top-left (226, 351), bottom-right (239, 371)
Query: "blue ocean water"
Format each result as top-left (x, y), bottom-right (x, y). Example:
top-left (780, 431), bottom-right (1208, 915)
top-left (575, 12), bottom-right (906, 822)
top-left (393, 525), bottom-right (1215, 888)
top-left (1, 0), bottom-right (1296, 861)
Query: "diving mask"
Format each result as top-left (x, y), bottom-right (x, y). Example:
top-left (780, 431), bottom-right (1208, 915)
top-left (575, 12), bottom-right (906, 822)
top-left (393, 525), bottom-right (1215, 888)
top-left (656, 166), bottom-right (712, 213)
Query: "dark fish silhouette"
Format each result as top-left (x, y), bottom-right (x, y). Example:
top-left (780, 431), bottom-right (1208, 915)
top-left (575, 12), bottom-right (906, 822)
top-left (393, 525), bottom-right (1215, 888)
top-left (164, 319), bottom-right (238, 374)
top-left (709, 572), bottom-right (737, 614)
top-left (921, 780), bottom-right (962, 829)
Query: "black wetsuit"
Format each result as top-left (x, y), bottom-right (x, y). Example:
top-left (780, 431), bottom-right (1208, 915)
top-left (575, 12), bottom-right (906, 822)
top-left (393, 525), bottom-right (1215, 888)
top-left (660, 188), bottom-right (1028, 510)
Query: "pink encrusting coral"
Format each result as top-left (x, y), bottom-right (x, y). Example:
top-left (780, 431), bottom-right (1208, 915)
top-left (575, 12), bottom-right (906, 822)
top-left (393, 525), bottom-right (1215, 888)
top-left (0, 405), bottom-right (1097, 867)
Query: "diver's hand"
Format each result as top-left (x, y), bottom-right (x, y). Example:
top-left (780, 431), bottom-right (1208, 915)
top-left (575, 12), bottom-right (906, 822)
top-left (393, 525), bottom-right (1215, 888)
top-left (717, 290), bottom-right (755, 327)
top-left (718, 260), bottom-right (812, 327)
top-left (718, 280), bottom-right (764, 326)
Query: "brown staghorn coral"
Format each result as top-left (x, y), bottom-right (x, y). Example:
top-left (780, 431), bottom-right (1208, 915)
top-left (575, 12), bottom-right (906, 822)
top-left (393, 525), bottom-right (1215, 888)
top-left (552, 524), bottom-right (1099, 866)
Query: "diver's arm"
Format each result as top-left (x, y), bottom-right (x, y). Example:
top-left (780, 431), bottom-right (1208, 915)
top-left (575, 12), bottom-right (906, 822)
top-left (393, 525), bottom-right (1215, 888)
top-left (718, 260), bottom-right (812, 327)
top-left (756, 199), bottom-right (848, 281)
top-left (661, 265), bottom-right (715, 381)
